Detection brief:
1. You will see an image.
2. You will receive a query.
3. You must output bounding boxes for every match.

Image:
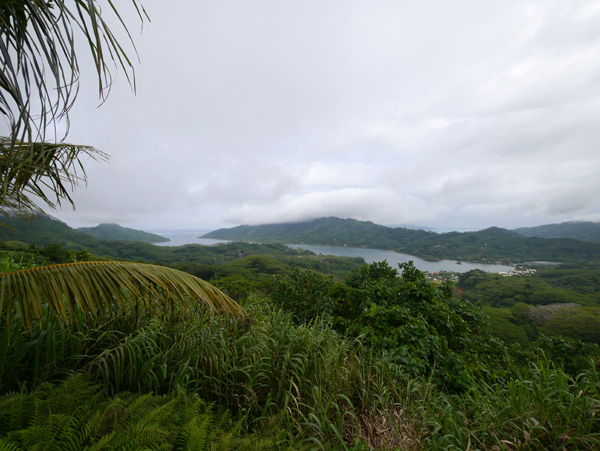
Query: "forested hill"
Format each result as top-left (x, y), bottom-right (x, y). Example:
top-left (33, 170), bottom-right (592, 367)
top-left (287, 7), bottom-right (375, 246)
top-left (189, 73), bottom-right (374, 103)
top-left (204, 217), bottom-right (426, 248)
top-left (1, 215), bottom-right (100, 248)
top-left (513, 221), bottom-right (600, 243)
top-left (78, 223), bottom-right (169, 243)
top-left (0, 214), bottom-right (360, 268)
top-left (0, 215), bottom-right (169, 246)
top-left (203, 217), bottom-right (600, 263)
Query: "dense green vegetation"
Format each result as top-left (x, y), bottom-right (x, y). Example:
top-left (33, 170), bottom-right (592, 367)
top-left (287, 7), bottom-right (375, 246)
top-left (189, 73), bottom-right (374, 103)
top-left (397, 227), bottom-right (600, 264)
top-left (457, 266), bottom-right (600, 347)
top-left (78, 223), bottom-right (170, 243)
top-left (2, 245), bottom-right (600, 449)
top-left (514, 221), bottom-right (600, 243)
top-left (204, 217), bottom-right (600, 264)
top-left (0, 377), bottom-right (295, 450)
top-left (3, 1), bottom-right (600, 446)
top-left (271, 262), bottom-right (510, 391)
top-left (0, 216), bottom-right (364, 284)
top-left (2, 221), bottom-right (600, 449)
top-left (457, 269), bottom-right (600, 308)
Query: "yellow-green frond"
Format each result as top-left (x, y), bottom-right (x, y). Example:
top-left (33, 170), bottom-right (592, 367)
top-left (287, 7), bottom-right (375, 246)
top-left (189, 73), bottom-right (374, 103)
top-left (0, 261), bottom-right (246, 329)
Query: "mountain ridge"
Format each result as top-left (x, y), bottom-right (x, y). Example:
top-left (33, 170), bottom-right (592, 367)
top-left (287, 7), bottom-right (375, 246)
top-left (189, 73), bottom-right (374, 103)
top-left (513, 221), bottom-right (600, 243)
top-left (78, 223), bottom-right (169, 243)
top-left (203, 217), bottom-right (600, 264)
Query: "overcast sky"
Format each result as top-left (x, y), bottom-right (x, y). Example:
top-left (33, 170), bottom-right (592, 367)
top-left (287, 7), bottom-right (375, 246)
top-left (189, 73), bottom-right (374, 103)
top-left (9, 0), bottom-right (600, 232)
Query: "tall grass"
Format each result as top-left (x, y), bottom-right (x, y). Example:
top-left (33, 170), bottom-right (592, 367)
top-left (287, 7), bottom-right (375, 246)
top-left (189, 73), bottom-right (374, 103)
top-left (0, 294), bottom-right (423, 449)
top-left (421, 358), bottom-right (600, 450)
top-left (1, 294), bottom-right (599, 449)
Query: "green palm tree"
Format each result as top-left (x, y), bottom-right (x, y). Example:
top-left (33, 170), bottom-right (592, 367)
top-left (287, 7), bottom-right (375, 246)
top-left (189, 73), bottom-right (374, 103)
top-left (0, 2), bottom-right (247, 327)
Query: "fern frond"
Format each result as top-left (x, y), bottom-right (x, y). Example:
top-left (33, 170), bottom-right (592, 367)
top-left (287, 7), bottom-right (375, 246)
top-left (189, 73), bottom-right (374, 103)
top-left (0, 375), bottom-right (290, 451)
top-left (0, 438), bottom-right (22, 451)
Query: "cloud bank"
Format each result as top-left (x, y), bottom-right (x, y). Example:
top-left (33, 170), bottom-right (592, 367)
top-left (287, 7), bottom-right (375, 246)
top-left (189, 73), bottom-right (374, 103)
top-left (7, 0), bottom-right (600, 231)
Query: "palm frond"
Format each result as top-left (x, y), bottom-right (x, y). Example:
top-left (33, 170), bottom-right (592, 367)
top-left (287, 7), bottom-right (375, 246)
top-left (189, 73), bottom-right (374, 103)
top-left (0, 138), bottom-right (108, 221)
top-left (0, 0), bottom-right (145, 146)
top-left (0, 261), bottom-right (246, 329)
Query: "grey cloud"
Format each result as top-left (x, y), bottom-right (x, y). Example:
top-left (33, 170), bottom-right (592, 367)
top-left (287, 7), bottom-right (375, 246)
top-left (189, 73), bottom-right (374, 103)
top-left (28, 0), bottom-right (600, 231)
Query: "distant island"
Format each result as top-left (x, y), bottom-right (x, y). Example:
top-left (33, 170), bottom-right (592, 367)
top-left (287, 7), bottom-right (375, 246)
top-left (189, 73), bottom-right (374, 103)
top-left (78, 223), bottom-right (170, 243)
top-left (203, 217), bottom-right (600, 264)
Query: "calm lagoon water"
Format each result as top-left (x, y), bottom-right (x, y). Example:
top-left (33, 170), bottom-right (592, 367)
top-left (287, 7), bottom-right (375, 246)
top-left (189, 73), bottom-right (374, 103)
top-left (288, 244), bottom-right (514, 273)
top-left (151, 231), bottom-right (228, 247)
top-left (151, 231), bottom-right (513, 274)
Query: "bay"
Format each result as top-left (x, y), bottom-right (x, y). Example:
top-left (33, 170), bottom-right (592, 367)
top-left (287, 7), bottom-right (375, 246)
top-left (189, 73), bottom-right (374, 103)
top-left (150, 231), bottom-right (229, 247)
top-left (288, 244), bottom-right (514, 273)
top-left (151, 231), bottom-right (513, 273)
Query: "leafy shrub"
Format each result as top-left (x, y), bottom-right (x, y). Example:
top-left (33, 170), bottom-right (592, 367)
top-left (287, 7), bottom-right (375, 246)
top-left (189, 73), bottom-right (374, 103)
top-left (272, 266), bottom-right (336, 323)
top-left (274, 261), bottom-right (512, 391)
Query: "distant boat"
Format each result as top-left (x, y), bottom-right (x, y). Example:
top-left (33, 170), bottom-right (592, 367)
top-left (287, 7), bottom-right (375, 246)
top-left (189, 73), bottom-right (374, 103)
top-left (456, 261), bottom-right (462, 265)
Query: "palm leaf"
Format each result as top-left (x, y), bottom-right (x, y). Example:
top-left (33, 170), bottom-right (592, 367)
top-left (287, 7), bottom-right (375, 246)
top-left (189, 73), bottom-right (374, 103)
top-left (0, 0), bottom-right (146, 146)
top-left (0, 139), bottom-right (108, 223)
top-left (0, 261), bottom-right (246, 329)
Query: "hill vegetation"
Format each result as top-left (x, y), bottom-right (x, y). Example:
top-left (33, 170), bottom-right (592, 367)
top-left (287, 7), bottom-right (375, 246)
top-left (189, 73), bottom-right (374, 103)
top-left (456, 265), bottom-right (600, 346)
top-left (204, 217), bottom-right (600, 264)
top-left (78, 222), bottom-right (170, 243)
top-left (1, 214), bottom-right (99, 248)
top-left (0, 215), bottom-right (365, 297)
top-left (2, 217), bottom-right (600, 449)
top-left (205, 217), bottom-right (407, 248)
top-left (514, 221), bottom-right (600, 242)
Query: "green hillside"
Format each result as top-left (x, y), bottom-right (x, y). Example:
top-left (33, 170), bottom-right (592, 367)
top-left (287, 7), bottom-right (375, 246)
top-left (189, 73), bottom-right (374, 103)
top-left (0, 215), bottom-right (308, 262)
top-left (1, 215), bottom-right (101, 249)
top-left (0, 215), bottom-right (363, 281)
top-left (204, 217), bottom-right (424, 248)
top-left (78, 223), bottom-right (169, 243)
top-left (395, 226), bottom-right (600, 263)
top-left (204, 217), bottom-right (600, 264)
top-left (513, 221), bottom-right (600, 242)
top-left (3, 215), bottom-right (600, 449)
